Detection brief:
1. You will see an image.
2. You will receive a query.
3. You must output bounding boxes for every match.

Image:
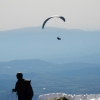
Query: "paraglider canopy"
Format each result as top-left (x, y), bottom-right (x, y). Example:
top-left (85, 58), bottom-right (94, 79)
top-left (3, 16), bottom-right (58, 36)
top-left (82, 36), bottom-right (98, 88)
top-left (42, 15), bottom-right (65, 29)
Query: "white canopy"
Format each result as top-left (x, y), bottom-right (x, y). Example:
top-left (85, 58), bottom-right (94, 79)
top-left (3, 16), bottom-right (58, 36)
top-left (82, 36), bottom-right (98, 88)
top-left (38, 93), bottom-right (100, 100)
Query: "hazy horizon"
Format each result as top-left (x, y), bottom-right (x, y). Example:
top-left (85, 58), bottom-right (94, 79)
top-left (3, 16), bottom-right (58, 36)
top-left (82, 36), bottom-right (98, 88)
top-left (0, 26), bottom-right (100, 32)
top-left (0, 0), bottom-right (100, 31)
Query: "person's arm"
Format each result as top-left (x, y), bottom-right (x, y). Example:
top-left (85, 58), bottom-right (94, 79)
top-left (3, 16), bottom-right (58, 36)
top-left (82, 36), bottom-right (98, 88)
top-left (12, 82), bottom-right (17, 92)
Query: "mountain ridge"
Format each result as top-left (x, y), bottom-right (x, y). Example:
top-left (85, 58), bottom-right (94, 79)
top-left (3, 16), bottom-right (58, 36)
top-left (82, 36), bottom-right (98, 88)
top-left (0, 27), bottom-right (100, 63)
top-left (0, 59), bottom-right (100, 75)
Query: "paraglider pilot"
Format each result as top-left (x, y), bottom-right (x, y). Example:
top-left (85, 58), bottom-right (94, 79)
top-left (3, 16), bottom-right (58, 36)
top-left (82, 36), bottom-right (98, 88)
top-left (57, 37), bottom-right (61, 40)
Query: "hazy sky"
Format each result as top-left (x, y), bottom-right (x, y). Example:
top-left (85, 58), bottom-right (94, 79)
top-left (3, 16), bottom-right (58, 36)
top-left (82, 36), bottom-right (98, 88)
top-left (0, 0), bottom-right (100, 31)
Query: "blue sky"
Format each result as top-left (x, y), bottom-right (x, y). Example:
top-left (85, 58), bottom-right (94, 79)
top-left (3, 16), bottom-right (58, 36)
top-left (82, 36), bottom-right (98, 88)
top-left (0, 0), bottom-right (100, 31)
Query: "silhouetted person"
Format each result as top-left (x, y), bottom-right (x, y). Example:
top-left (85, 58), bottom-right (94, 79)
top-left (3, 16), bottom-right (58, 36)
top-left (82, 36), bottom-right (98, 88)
top-left (12, 72), bottom-right (34, 100)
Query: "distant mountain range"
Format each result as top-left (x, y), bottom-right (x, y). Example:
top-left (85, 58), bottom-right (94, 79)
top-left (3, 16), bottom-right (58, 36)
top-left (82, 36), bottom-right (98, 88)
top-left (0, 27), bottom-right (100, 63)
top-left (0, 59), bottom-right (100, 77)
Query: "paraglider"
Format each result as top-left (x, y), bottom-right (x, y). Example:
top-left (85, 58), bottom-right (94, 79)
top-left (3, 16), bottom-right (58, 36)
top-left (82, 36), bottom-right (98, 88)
top-left (42, 15), bottom-right (65, 40)
top-left (42, 15), bottom-right (65, 29)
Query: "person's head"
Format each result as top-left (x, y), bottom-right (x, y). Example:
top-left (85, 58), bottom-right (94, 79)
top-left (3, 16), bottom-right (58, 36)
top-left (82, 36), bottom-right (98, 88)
top-left (16, 72), bottom-right (23, 80)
